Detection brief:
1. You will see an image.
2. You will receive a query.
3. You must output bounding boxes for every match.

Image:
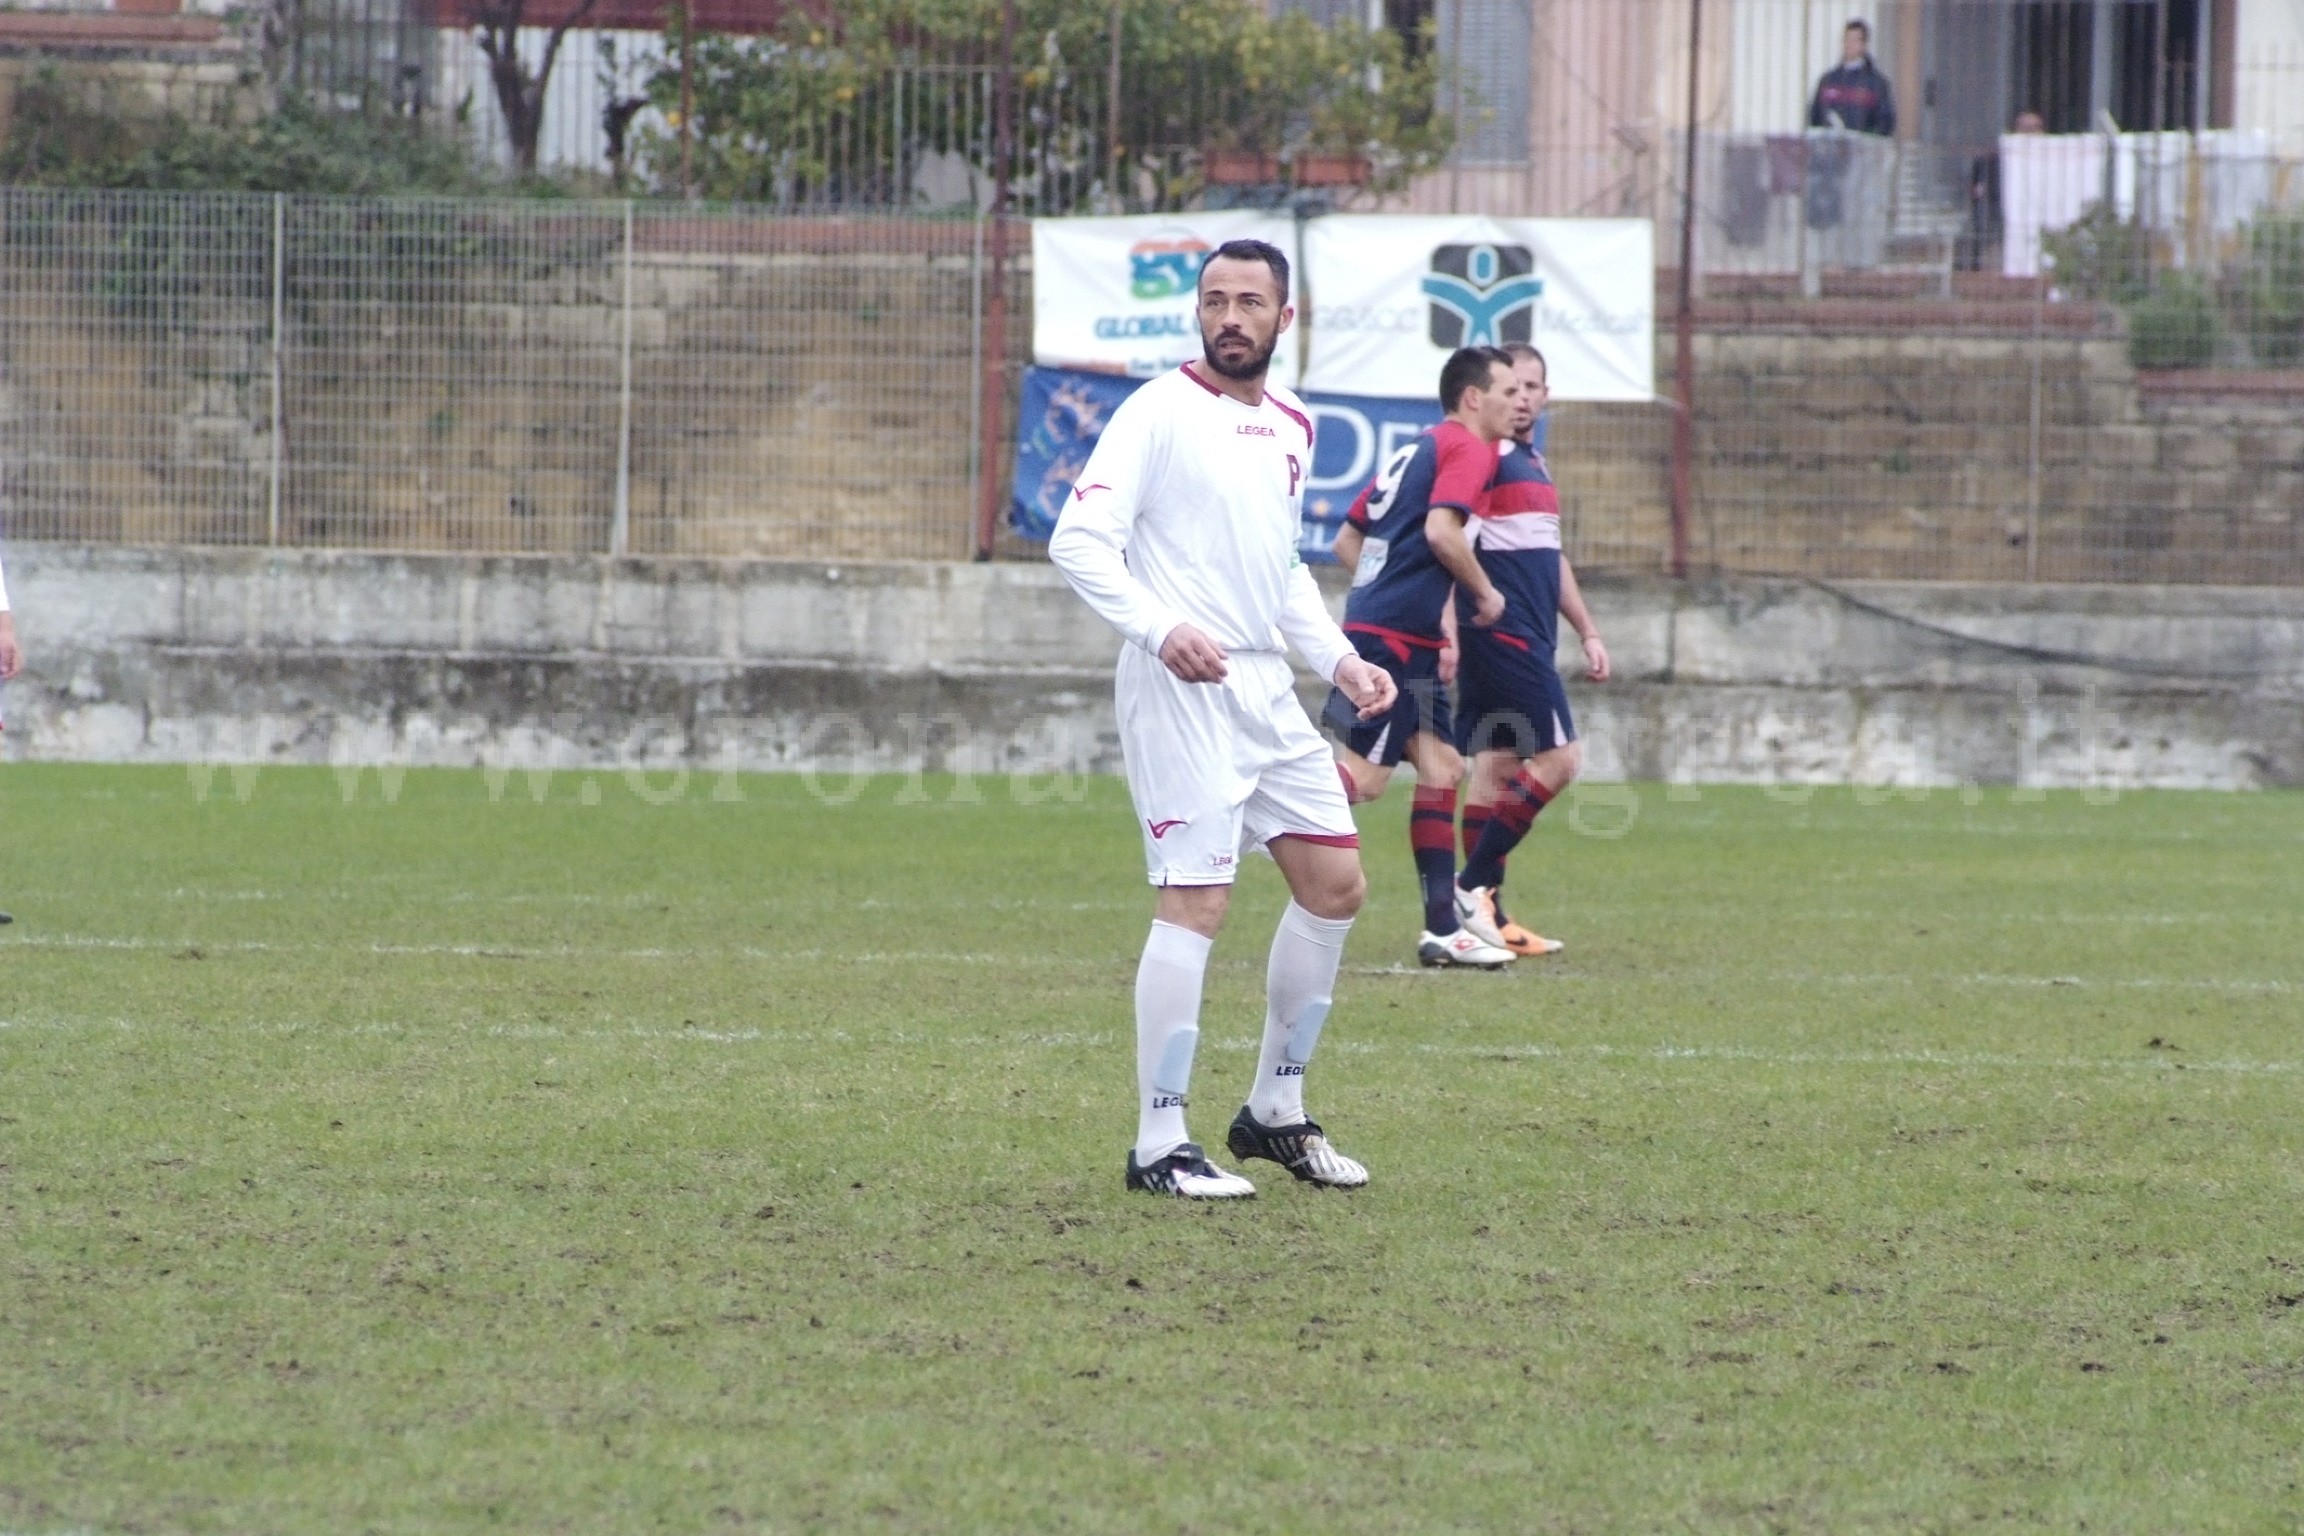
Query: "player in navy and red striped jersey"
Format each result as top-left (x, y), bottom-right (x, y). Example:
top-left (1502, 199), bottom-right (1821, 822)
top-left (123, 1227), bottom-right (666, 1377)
top-left (1325, 346), bottom-right (1521, 969)
top-left (1450, 342), bottom-right (1611, 956)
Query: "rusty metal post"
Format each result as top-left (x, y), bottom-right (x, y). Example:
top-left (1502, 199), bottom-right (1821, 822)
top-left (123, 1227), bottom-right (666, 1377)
top-left (1668, 0), bottom-right (1702, 580)
top-left (973, 0), bottom-right (1016, 561)
top-left (678, 3), bottom-right (695, 200)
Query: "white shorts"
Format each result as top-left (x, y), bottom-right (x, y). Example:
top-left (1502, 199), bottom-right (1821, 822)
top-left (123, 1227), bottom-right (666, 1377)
top-left (1116, 647), bottom-right (1359, 887)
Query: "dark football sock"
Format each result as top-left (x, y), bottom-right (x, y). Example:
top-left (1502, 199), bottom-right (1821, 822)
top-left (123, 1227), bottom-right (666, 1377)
top-left (1410, 784), bottom-right (1460, 934)
top-left (1459, 801), bottom-right (1502, 913)
top-left (1459, 801), bottom-right (1492, 864)
top-left (1460, 768), bottom-right (1554, 893)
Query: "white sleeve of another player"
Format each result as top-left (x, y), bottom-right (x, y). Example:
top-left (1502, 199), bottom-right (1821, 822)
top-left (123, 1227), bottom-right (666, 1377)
top-left (1277, 560), bottom-right (1352, 684)
top-left (1047, 393), bottom-right (1188, 657)
top-left (0, 546), bottom-right (10, 612)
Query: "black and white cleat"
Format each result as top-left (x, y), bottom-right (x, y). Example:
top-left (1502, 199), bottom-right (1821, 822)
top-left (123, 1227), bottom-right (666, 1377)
top-left (1226, 1106), bottom-right (1369, 1188)
top-left (1124, 1141), bottom-right (1256, 1199)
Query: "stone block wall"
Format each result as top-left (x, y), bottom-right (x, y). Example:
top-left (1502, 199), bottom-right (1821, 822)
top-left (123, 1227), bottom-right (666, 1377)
top-left (3, 546), bottom-right (2298, 790)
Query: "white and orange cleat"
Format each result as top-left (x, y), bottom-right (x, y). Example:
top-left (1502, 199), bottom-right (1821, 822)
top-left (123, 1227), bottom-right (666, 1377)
top-left (1454, 884), bottom-right (1513, 950)
top-left (1496, 914), bottom-right (1565, 957)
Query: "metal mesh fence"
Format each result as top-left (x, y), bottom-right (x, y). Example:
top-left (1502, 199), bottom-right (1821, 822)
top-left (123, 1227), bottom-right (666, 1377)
top-left (0, 192), bottom-right (275, 547)
top-left (0, 189), bottom-right (994, 560)
top-left (1663, 318), bottom-right (2303, 587)
top-left (0, 185), bottom-right (2298, 584)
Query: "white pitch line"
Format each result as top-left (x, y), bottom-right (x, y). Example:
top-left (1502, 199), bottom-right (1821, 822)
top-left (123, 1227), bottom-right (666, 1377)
top-left (3, 1015), bottom-right (2299, 1079)
top-left (11, 932), bottom-right (2297, 994)
top-left (0, 933), bottom-right (1127, 968)
top-left (1393, 1040), bottom-right (2304, 1077)
top-left (1346, 963), bottom-right (2296, 995)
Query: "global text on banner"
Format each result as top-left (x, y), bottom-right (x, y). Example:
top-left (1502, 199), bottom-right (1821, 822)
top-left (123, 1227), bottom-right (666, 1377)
top-left (1010, 366), bottom-right (1467, 563)
top-left (1031, 212), bottom-right (1300, 379)
top-left (1300, 216), bottom-right (1654, 402)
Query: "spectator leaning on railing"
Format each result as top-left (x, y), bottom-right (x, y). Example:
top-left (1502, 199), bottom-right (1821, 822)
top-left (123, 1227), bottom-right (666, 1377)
top-left (1810, 18), bottom-right (1896, 137)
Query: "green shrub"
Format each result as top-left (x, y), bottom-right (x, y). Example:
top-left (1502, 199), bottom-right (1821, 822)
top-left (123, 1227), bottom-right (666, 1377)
top-left (2125, 273), bottom-right (2220, 369)
top-left (0, 69), bottom-right (548, 197)
top-left (2040, 202), bottom-right (2154, 304)
top-left (120, 97), bottom-right (528, 197)
top-left (2237, 212), bottom-right (2304, 368)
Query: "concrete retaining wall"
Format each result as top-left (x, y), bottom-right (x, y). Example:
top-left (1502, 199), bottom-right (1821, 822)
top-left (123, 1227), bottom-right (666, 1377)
top-left (4, 544), bottom-right (2298, 788)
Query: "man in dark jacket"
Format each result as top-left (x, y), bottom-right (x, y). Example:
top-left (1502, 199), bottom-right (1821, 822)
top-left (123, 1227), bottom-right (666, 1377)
top-left (1810, 19), bottom-right (1896, 136)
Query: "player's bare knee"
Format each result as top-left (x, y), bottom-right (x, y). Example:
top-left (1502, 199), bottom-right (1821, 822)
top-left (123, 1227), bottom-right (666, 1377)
top-left (1337, 755), bottom-right (1385, 805)
top-left (1157, 882), bottom-right (1230, 937)
top-left (1312, 866), bottom-right (1368, 920)
top-left (1534, 741), bottom-right (1582, 790)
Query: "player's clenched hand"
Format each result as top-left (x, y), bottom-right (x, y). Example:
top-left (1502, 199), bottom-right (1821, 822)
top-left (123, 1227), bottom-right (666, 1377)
top-left (1159, 624), bottom-right (1229, 684)
top-left (1334, 656), bottom-right (1397, 721)
top-left (1437, 638), bottom-right (1459, 685)
top-left (1467, 584), bottom-right (1506, 628)
top-left (1582, 634), bottom-right (1612, 682)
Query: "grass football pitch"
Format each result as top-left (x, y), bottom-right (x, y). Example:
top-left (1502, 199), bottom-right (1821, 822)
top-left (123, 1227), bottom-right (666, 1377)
top-left (3, 762), bottom-right (2302, 1533)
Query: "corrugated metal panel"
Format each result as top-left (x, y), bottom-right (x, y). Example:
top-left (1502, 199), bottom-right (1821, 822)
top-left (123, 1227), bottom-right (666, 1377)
top-left (1440, 0), bottom-right (1534, 160)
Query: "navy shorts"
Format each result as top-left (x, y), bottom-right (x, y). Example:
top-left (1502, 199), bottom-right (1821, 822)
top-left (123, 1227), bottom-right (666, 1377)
top-left (1455, 628), bottom-right (1575, 758)
top-left (1324, 628), bottom-right (1452, 767)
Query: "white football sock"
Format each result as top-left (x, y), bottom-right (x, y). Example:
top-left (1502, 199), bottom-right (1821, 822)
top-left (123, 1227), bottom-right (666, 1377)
top-left (1248, 901), bottom-right (1354, 1128)
top-left (1134, 919), bottom-right (1213, 1164)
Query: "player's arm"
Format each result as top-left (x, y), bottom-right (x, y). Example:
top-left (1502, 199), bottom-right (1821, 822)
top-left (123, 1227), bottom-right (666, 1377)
top-left (1278, 562), bottom-right (1393, 721)
top-left (1424, 431), bottom-right (1504, 626)
top-left (1437, 587), bottom-right (1460, 683)
top-left (1047, 403), bottom-right (1221, 681)
top-left (1424, 505), bottom-right (1503, 626)
top-left (1329, 480), bottom-right (1373, 575)
top-left (1558, 555), bottom-right (1610, 681)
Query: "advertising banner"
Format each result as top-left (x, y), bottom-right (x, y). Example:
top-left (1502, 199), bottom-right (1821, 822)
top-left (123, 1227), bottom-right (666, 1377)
top-left (1299, 216), bottom-right (1654, 402)
top-left (1030, 212), bottom-right (1299, 379)
top-left (1009, 366), bottom-right (1457, 562)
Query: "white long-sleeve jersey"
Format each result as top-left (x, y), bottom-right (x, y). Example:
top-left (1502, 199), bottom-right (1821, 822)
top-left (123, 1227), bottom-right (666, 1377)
top-left (1048, 363), bottom-right (1353, 685)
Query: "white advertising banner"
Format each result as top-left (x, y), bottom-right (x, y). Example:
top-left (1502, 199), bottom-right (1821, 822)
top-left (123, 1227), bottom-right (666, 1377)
top-left (1031, 211), bottom-right (1299, 379)
top-left (1299, 216), bottom-right (1655, 402)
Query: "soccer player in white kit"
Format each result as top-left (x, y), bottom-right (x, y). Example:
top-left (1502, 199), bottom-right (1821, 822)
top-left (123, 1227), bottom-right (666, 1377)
top-left (1050, 239), bottom-right (1399, 1199)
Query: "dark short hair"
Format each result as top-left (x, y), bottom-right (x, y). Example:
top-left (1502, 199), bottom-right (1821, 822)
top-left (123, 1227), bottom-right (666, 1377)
top-left (1199, 238), bottom-right (1290, 303)
top-left (1845, 17), bottom-right (1869, 36)
top-left (1439, 346), bottom-right (1513, 412)
top-left (1500, 340), bottom-right (1548, 378)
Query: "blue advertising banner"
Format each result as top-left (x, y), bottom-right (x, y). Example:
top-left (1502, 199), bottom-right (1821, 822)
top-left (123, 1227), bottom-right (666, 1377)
top-left (1010, 367), bottom-right (1139, 544)
top-left (1011, 366), bottom-right (1545, 562)
top-left (1017, 368), bottom-right (1511, 562)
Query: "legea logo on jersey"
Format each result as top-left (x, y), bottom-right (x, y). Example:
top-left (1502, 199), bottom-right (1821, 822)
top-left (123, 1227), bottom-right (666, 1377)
top-left (1422, 243), bottom-right (1543, 347)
